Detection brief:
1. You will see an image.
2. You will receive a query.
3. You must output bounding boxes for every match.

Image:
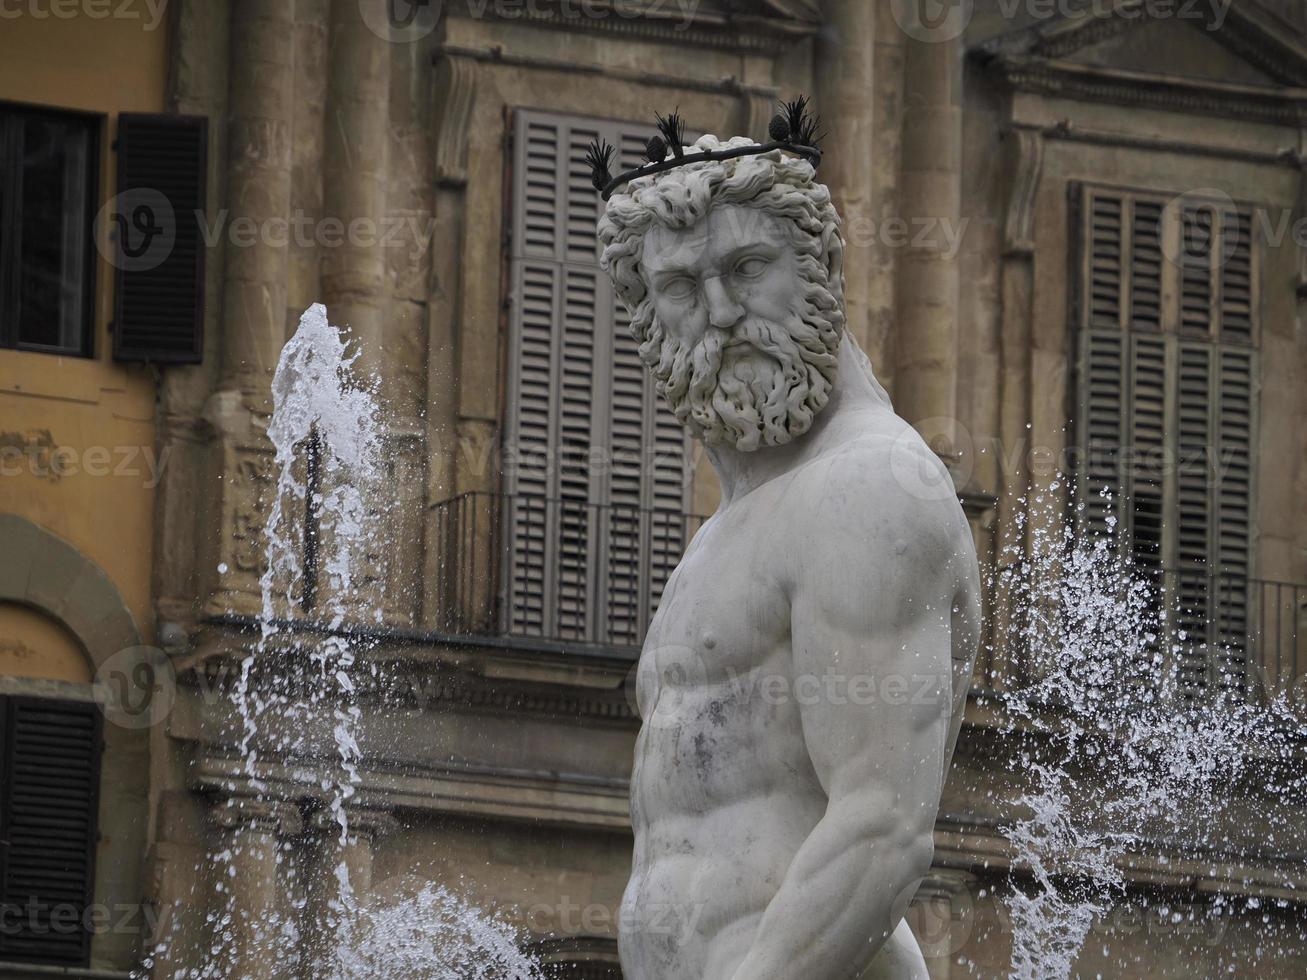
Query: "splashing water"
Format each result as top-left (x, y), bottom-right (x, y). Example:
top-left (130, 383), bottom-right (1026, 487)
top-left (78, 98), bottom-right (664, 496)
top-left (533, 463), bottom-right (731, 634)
top-left (991, 496), bottom-right (1306, 979)
top-left (147, 305), bottom-right (541, 979)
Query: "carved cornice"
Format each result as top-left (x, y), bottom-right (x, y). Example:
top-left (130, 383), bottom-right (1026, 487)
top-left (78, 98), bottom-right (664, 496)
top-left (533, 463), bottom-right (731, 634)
top-left (986, 56), bottom-right (1307, 125)
top-left (183, 618), bottom-right (638, 724)
top-left (193, 754), bottom-right (633, 831)
top-left (447, 0), bottom-right (816, 55)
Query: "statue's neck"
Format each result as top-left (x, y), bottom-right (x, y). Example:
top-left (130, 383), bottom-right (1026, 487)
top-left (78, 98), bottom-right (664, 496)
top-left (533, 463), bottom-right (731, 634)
top-left (705, 334), bottom-right (888, 506)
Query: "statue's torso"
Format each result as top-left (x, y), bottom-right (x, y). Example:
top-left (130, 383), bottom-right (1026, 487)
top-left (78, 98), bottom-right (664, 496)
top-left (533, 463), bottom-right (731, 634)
top-left (621, 469), bottom-right (827, 980)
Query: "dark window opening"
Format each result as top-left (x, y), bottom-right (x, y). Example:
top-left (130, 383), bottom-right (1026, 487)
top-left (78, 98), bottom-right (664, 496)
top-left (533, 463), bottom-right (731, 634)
top-left (0, 103), bottom-right (99, 357)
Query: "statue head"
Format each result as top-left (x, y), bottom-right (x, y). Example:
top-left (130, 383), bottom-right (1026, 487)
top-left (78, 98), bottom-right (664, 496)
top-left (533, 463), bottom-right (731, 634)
top-left (597, 135), bottom-right (849, 452)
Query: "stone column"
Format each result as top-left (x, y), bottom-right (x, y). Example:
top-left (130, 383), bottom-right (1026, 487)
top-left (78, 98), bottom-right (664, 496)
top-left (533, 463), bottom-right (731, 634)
top-left (894, 26), bottom-right (963, 447)
top-left (219, 0), bottom-right (295, 398)
top-left (204, 0), bottom-right (296, 619)
top-left (992, 127), bottom-right (1045, 686)
top-left (208, 798), bottom-right (304, 980)
top-left (816, 0), bottom-right (877, 359)
top-left (320, 0), bottom-right (405, 620)
top-left (908, 869), bottom-right (978, 980)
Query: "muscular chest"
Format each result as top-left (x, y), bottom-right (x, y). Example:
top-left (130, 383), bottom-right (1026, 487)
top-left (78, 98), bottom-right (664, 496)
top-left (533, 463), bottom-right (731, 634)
top-left (635, 511), bottom-right (791, 719)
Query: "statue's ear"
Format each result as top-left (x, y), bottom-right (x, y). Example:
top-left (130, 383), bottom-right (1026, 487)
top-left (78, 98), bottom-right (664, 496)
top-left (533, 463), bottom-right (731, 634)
top-left (824, 228), bottom-right (845, 309)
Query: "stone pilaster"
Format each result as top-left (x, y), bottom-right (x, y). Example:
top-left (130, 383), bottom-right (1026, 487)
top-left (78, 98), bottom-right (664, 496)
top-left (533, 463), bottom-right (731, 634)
top-left (909, 869), bottom-right (978, 980)
top-left (894, 25), bottom-right (963, 450)
top-left (204, 0), bottom-right (297, 618)
top-left (816, 0), bottom-right (877, 361)
top-left (208, 798), bottom-right (304, 980)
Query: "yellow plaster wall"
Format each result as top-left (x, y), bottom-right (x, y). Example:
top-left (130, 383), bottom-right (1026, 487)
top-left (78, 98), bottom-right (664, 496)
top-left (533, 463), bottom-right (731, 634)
top-left (0, 8), bottom-right (170, 652)
top-left (0, 602), bottom-right (92, 683)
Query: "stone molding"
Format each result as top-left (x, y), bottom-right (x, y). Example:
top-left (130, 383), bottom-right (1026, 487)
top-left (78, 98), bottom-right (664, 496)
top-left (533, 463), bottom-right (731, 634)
top-left (0, 513), bottom-right (142, 671)
top-left (192, 754), bottom-right (631, 831)
top-left (208, 797), bottom-right (304, 836)
top-left (984, 57), bottom-right (1307, 125)
top-left (307, 806), bottom-right (399, 840)
top-left (447, 0), bottom-right (818, 55)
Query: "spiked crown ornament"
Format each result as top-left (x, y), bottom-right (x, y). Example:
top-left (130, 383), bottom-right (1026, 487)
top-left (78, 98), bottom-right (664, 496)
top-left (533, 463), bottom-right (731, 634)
top-left (586, 96), bottom-right (824, 201)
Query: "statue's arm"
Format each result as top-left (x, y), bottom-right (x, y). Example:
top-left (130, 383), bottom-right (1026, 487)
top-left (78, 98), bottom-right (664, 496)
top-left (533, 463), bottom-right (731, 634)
top-left (727, 451), bottom-right (968, 980)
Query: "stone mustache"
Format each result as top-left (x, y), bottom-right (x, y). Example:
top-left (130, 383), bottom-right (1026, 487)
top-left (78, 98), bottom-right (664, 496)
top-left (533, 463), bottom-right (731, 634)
top-left (596, 134), bottom-right (981, 980)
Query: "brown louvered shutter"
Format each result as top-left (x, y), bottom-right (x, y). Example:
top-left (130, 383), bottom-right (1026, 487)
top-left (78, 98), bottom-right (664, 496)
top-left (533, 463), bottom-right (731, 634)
top-left (112, 113), bottom-right (207, 363)
top-left (505, 110), bottom-right (691, 648)
top-left (1213, 344), bottom-right (1255, 688)
top-left (0, 695), bottom-right (102, 966)
top-left (1073, 184), bottom-right (1259, 695)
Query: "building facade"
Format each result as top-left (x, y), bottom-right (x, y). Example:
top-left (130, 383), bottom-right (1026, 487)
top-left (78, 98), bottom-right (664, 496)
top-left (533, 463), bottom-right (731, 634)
top-left (1, 0), bottom-right (1306, 977)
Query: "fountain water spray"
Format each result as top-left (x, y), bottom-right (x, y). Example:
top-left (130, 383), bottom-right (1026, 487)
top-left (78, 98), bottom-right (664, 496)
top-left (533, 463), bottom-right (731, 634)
top-left (147, 305), bottom-right (542, 979)
top-left (989, 492), bottom-right (1306, 979)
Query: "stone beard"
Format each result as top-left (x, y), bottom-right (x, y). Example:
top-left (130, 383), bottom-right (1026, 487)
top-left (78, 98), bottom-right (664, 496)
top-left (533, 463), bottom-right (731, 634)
top-left (597, 134), bottom-right (979, 980)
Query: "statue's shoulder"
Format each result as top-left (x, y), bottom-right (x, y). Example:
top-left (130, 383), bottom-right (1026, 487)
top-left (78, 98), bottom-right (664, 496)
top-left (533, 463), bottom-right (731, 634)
top-left (790, 415), bottom-right (967, 552)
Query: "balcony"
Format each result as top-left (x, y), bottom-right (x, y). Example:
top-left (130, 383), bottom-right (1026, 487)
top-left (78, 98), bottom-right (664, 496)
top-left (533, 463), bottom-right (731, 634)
top-left (430, 491), bottom-right (707, 657)
top-left (431, 493), bottom-right (1305, 712)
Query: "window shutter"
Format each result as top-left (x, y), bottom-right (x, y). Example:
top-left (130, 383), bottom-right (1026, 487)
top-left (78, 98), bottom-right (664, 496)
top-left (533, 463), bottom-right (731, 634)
top-left (1128, 197), bottom-right (1163, 332)
top-left (1127, 332), bottom-right (1166, 583)
top-left (1075, 329), bottom-right (1126, 539)
top-left (1213, 344), bottom-right (1255, 688)
top-left (505, 111), bottom-right (691, 648)
top-left (1178, 204), bottom-right (1215, 336)
top-left (0, 696), bottom-right (102, 967)
top-left (112, 113), bottom-right (207, 363)
top-left (1073, 185), bottom-right (1260, 696)
top-left (1086, 189), bottom-right (1124, 329)
top-left (1174, 341), bottom-right (1214, 693)
top-left (1219, 208), bottom-right (1255, 344)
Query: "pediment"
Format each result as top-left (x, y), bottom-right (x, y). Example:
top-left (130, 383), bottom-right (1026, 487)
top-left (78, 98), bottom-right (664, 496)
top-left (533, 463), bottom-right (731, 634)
top-left (971, 0), bottom-right (1307, 122)
top-left (974, 0), bottom-right (1307, 87)
top-left (1062, 16), bottom-right (1277, 86)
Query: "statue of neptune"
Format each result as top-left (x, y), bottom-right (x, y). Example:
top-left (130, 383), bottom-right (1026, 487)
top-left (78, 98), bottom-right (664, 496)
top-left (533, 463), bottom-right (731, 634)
top-left (597, 133), bottom-right (981, 979)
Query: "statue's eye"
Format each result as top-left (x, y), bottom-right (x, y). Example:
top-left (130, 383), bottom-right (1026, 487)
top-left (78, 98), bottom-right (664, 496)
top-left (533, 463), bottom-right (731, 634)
top-left (733, 255), bottom-right (769, 279)
top-left (661, 276), bottom-right (697, 300)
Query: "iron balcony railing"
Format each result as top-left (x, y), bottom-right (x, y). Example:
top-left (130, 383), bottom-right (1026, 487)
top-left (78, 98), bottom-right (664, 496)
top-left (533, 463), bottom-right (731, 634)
top-left (430, 491), bottom-right (708, 654)
top-left (431, 492), bottom-right (1305, 710)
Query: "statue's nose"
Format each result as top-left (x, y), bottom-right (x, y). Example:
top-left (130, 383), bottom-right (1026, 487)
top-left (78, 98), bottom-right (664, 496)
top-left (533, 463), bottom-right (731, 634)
top-left (702, 276), bottom-right (744, 330)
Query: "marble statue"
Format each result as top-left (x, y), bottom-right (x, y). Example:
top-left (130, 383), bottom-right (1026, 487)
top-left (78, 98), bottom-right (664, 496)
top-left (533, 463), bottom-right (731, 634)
top-left (597, 133), bottom-right (981, 979)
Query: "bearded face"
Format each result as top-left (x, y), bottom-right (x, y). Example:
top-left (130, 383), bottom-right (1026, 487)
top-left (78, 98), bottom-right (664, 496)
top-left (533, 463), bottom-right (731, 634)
top-left (637, 205), bottom-right (843, 452)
